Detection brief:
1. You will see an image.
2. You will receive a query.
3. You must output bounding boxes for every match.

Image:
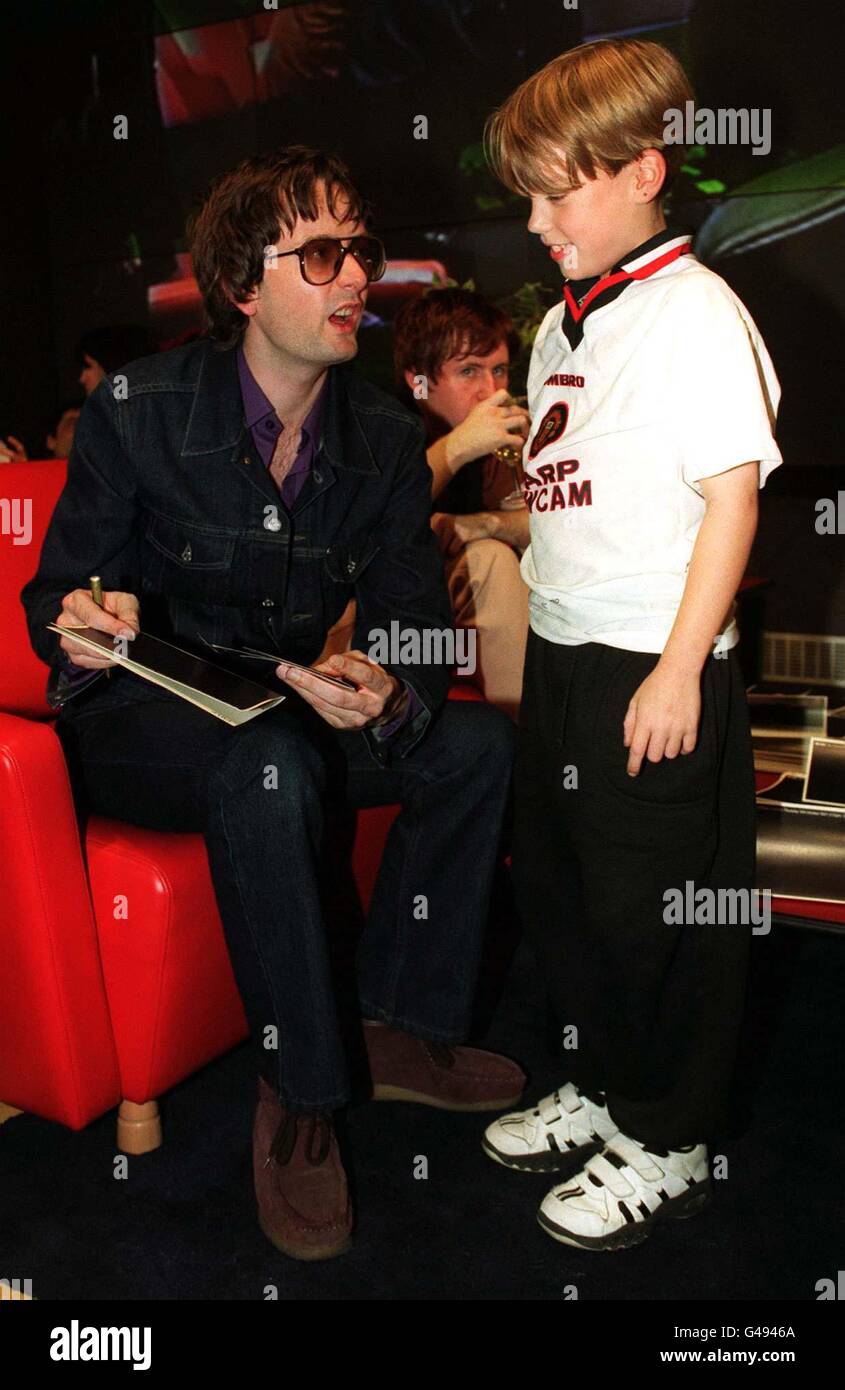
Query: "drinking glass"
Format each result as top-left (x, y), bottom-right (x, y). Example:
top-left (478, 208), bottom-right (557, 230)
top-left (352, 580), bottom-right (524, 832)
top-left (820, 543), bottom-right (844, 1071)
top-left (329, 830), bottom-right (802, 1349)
top-left (496, 395), bottom-right (529, 510)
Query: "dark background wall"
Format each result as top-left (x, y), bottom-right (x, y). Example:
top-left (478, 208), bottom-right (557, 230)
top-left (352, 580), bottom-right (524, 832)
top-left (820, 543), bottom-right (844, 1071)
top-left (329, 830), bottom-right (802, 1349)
top-left (1, 0), bottom-right (842, 635)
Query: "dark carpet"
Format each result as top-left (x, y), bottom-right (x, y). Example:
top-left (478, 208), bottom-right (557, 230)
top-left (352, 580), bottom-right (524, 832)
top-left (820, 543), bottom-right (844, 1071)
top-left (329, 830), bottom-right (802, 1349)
top-left (2, 922), bottom-right (842, 1301)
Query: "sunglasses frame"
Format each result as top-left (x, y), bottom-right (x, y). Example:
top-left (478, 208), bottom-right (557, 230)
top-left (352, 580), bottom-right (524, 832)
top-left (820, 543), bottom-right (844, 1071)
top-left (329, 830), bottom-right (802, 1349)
top-left (264, 235), bottom-right (386, 286)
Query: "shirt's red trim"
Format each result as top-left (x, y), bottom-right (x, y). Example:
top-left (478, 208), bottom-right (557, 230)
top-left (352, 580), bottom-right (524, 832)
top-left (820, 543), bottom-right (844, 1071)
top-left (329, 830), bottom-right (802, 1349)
top-left (563, 240), bottom-right (692, 324)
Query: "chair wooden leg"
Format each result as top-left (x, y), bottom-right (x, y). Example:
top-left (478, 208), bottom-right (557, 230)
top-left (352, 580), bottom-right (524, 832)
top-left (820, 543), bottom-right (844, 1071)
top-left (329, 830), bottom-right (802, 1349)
top-left (116, 1099), bottom-right (162, 1154)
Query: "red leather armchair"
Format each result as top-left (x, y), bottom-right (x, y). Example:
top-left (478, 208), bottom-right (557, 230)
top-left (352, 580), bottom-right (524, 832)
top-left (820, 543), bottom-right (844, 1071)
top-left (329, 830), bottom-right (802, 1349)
top-left (1, 460), bottom-right (476, 1151)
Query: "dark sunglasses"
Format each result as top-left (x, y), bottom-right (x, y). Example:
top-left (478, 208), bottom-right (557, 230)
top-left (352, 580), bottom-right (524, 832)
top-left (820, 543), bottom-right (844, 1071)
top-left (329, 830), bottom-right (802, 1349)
top-left (265, 235), bottom-right (386, 286)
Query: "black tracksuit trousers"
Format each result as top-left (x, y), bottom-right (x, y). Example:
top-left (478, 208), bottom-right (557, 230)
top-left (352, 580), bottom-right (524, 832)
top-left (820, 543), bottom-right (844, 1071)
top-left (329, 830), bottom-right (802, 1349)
top-left (512, 630), bottom-right (756, 1150)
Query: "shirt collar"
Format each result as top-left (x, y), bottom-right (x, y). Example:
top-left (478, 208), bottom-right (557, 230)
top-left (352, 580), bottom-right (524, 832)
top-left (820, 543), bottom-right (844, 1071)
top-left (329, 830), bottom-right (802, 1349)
top-left (559, 225), bottom-right (693, 351)
top-left (617, 225), bottom-right (693, 275)
top-left (563, 225), bottom-right (692, 304)
top-left (236, 341), bottom-right (327, 448)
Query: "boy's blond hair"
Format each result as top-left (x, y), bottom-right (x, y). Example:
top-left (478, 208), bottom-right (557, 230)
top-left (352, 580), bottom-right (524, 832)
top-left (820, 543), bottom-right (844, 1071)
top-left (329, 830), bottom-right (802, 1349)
top-left (484, 37), bottom-right (694, 199)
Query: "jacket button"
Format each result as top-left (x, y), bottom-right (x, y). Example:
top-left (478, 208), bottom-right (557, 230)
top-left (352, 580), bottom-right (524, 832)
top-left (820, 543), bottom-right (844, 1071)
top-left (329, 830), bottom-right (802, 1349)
top-left (262, 597), bottom-right (274, 607)
top-left (346, 559), bottom-right (356, 574)
top-left (242, 456), bottom-right (251, 465)
top-left (181, 543), bottom-right (192, 562)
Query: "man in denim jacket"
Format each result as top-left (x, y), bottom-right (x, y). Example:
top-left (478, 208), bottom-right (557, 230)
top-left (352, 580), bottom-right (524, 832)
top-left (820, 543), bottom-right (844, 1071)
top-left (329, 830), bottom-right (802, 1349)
top-left (20, 146), bottom-right (521, 1262)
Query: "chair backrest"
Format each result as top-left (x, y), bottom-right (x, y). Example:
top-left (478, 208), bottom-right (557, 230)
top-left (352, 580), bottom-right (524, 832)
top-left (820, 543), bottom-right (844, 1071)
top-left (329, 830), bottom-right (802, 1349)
top-left (0, 458), bottom-right (68, 718)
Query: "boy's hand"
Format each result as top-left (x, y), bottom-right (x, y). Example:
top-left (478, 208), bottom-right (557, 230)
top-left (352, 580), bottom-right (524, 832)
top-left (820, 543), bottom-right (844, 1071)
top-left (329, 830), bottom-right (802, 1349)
top-left (623, 662), bottom-right (701, 776)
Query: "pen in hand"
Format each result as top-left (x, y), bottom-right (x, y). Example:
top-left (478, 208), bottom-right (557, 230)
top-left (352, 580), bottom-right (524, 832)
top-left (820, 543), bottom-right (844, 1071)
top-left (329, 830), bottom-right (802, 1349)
top-left (89, 574), bottom-right (111, 678)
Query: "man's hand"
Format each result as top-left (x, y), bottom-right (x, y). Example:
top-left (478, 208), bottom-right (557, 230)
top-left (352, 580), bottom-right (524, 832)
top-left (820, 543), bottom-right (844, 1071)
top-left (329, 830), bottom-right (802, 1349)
top-left (275, 649), bottom-right (404, 730)
top-left (623, 660), bottom-right (701, 776)
top-left (445, 390), bottom-right (529, 473)
top-left (55, 588), bottom-right (140, 668)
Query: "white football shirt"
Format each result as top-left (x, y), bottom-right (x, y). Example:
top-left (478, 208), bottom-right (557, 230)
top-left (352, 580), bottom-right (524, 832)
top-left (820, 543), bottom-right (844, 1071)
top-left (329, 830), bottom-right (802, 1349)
top-left (521, 234), bottom-right (782, 653)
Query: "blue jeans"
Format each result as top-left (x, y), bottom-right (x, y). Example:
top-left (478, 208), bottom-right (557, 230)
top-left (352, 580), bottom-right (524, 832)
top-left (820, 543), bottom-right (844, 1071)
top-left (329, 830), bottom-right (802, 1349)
top-left (58, 671), bottom-right (514, 1110)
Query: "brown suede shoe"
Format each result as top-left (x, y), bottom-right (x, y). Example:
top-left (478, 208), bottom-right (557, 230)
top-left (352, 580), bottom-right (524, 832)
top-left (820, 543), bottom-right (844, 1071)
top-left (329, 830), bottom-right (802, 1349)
top-left (253, 1077), bottom-right (352, 1261)
top-left (364, 1021), bottom-right (526, 1112)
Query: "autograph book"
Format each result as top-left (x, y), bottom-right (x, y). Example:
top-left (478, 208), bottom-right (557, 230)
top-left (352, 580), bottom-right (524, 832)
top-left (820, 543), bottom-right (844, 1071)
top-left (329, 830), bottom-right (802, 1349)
top-left (46, 624), bottom-right (289, 727)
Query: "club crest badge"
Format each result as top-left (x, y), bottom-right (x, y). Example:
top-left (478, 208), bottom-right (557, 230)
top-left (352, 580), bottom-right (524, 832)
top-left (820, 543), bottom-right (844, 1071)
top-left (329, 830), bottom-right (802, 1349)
top-left (528, 401), bottom-right (569, 460)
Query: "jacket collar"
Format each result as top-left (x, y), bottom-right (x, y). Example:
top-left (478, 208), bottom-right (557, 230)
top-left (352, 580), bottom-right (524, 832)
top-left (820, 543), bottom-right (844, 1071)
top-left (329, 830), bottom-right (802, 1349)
top-left (180, 340), bottom-right (380, 476)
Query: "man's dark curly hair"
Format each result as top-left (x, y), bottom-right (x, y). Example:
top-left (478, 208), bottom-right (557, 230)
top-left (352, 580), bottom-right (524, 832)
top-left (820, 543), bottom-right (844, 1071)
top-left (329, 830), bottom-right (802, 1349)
top-left (188, 146), bottom-right (373, 348)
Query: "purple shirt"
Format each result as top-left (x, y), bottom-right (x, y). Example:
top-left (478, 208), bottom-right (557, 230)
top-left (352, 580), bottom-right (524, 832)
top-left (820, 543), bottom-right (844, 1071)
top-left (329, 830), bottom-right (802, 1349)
top-left (236, 344), bottom-right (325, 509)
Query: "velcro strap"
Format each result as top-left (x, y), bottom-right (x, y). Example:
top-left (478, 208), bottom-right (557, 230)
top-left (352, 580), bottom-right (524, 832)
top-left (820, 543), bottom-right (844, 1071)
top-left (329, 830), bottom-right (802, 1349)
top-left (539, 1083), bottom-right (581, 1128)
top-left (583, 1151), bottom-right (633, 1198)
top-left (538, 1093), bottom-right (562, 1127)
top-left (605, 1133), bottom-right (664, 1183)
top-left (558, 1082), bottom-right (581, 1114)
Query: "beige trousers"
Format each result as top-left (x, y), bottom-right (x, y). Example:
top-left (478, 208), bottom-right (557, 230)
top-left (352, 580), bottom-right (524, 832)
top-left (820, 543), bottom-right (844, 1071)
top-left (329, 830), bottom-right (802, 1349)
top-left (442, 538), bottom-right (529, 721)
top-left (316, 538), bottom-right (530, 722)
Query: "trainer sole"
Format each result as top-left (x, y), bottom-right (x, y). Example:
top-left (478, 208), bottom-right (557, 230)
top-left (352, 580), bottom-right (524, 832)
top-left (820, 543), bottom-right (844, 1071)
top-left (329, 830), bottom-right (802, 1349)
top-left (372, 1083), bottom-right (524, 1112)
top-left (537, 1181), bottom-right (712, 1251)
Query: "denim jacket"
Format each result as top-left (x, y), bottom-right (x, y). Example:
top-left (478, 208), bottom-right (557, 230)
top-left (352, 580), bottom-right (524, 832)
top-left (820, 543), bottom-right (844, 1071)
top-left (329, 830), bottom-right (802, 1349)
top-left (20, 338), bottom-right (453, 764)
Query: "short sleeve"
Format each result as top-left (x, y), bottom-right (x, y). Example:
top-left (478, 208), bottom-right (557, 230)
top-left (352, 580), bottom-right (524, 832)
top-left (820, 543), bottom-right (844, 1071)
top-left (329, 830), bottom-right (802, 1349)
top-left (667, 274), bottom-right (782, 492)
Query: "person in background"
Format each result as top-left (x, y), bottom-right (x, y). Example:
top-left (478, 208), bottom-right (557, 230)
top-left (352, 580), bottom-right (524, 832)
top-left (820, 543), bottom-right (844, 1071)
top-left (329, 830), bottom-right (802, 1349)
top-left (77, 324), bottom-right (157, 396)
top-left (47, 399), bottom-right (84, 458)
top-left (394, 289), bottom-right (532, 720)
top-left (0, 398), bottom-right (83, 463)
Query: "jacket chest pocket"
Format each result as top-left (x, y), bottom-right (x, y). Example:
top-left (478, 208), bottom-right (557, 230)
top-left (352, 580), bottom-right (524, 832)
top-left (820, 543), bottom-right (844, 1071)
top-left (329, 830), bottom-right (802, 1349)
top-left (318, 534), bottom-right (380, 635)
top-left (324, 533), bottom-right (381, 585)
top-left (143, 515), bottom-right (236, 602)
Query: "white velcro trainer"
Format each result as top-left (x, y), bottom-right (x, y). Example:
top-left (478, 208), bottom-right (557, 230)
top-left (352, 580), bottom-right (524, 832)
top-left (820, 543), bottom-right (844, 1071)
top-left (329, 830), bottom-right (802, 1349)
top-left (537, 1131), bottom-right (711, 1250)
top-left (482, 1083), bottom-right (619, 1173)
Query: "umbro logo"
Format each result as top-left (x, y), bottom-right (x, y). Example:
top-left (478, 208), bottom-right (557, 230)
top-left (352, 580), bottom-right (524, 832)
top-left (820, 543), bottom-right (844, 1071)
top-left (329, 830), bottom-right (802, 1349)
top-left (544, 373), bottom-right (584, 388)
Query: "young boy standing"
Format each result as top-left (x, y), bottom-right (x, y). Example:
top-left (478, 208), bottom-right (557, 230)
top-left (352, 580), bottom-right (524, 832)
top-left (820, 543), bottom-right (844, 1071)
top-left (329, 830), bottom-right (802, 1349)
top-left (482, 38), bottom-right (782, 1250)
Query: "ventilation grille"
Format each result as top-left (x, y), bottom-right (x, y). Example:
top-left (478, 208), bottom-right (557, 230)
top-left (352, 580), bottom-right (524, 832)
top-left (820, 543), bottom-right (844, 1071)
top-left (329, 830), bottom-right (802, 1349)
top-left (762, 632), bottom-right (845, 687)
